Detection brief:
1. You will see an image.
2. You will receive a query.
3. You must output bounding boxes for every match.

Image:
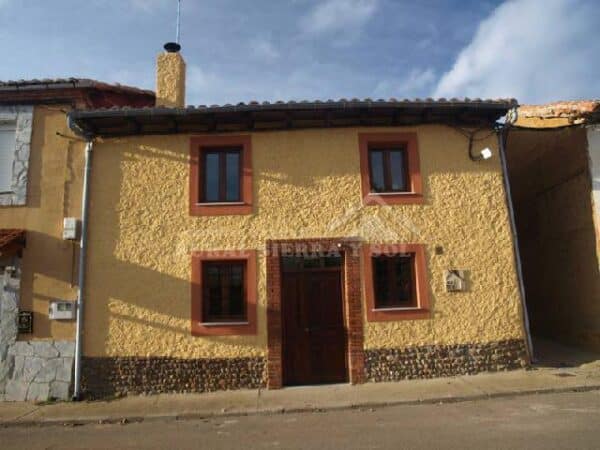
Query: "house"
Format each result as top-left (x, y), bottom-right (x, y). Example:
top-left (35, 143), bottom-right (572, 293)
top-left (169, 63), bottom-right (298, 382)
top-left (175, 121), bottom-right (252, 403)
top-left (504, 101), bottom-right (600, 354)
top-left (65, 46), bottom-right (529, 398)
top-left (0, 79), bottom-right (154, 401)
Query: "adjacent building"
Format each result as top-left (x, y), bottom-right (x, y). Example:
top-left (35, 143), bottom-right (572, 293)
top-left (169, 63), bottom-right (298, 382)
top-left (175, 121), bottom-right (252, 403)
top-left (504, 101), bottom-right (600, 354)
top-left (0, 79), bottom-right (154, 401)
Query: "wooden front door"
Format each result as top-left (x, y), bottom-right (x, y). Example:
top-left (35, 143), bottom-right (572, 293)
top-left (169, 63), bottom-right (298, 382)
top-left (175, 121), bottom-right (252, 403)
top-left (281, 256), bottom-right (347, 385)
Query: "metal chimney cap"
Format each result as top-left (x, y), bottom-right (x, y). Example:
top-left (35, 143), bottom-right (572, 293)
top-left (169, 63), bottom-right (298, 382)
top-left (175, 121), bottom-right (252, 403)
top-left (163, 42), bottom-right (181, 53)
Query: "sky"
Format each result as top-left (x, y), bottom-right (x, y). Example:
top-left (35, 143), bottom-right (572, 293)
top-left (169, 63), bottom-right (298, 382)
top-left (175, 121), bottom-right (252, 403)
top-left (0, 0), bottom-right (598, 106)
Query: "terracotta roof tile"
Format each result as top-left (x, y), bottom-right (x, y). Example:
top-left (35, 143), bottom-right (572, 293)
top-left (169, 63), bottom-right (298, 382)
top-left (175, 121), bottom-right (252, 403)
top-left (0, 78), bottom-right (154, 97)
top-left (518, 100), bottom-right (600, 122)
top-left (0, 229), bottom-right (25, 256)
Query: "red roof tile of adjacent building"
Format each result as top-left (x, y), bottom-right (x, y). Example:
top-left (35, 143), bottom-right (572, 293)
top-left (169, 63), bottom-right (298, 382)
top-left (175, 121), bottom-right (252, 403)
top-left (518, 100), bottom-right (600, 123)
top-left (0, 229), bottom-right (25, 257)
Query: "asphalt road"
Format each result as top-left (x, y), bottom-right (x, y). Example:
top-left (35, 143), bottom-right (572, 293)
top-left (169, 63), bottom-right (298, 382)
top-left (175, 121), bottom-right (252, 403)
top-left (2, 391), bottom-right (599, 449)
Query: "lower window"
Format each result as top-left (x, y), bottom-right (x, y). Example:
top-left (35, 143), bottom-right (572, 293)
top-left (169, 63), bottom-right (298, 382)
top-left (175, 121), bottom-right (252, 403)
top-left (203, 261), bottom-right (246, 322)
top-left (372, 254), bottom-right (416, 309)
top-left (364, 244), bottom-right (430, 321)
top-left (191, 250), bottom-right (257, 335)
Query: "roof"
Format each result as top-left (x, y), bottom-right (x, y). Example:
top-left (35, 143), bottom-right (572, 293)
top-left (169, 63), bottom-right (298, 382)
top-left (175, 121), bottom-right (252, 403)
top-left (0, 229), bottom-right (25, 257)
top-left (0, 78), bottom-right (154, 96)
top-left (0, 78), bottom-right (155, 109)
top-left (68, 97), bottom-right (517, 138)
top-left (517, 100), bottom-right (600, 127)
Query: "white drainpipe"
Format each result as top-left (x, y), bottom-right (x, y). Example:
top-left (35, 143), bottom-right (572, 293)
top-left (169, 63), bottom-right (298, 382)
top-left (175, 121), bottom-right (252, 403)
top-left (73, 139), bottom-right (93, 400)
top-left (497, 127), bottom-right (535, 362)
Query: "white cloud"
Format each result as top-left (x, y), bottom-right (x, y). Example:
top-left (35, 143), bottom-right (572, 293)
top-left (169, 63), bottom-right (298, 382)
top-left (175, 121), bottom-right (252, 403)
top-left (300, 0), bottom-right (378, 35)
top-left (434, 0), bottom-right (600, 103)
top-left (374, 68), bottom-right (437, 98)
top-left (249, 38), bottom-right (280, 62)
top-left (129, 0), bottom-right (170, 13)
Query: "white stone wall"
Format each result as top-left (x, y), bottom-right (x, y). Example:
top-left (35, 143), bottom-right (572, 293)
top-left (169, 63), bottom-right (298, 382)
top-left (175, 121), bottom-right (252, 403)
top-left (0, 263), bottom-right (75, 401)
top-left (4, 341), bottom-right (75, 401)
top-left (0, 265), bottom-right (19, 398)
top-left (0, 105), bottom-right (33, 206)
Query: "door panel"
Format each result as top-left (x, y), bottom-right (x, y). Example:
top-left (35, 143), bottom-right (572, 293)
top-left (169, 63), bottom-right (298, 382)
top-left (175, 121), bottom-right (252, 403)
top-left (282, 265), bottom-right (347, 385)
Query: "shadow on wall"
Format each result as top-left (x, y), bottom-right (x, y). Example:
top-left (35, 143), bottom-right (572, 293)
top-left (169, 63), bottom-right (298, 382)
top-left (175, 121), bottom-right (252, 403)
top-left (83, 139), bottom-right (263, 356)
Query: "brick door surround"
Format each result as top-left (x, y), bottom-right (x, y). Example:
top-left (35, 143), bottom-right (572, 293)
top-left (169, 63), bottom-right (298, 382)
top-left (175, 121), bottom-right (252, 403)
top-left (266, 238), bottom-right (365, 388)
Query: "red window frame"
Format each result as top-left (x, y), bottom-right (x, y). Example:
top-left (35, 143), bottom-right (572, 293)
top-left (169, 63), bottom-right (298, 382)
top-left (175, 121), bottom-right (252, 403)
top-left (191, 250), bottom-right (257, 336)
top-left (190, 135), bottom-right (253, 216)
top-left (363, 244), bottom-right (430, 321)
top-left (359, 133), bottom-right (423, 205)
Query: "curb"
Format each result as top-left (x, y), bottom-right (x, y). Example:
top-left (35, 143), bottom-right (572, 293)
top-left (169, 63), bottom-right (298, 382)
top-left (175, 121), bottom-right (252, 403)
top-left (2, 383), bottom-right (600, 428)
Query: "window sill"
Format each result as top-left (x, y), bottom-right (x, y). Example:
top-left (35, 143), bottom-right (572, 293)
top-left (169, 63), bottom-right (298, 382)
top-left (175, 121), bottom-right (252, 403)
top-left (200, 321), bottom-right (249, 326)
top-left (364, 192), bottom-right (423, 205)
top-left (368, 191), bottom-right (416, 196)
top-left (196, 202), bottom-right (245, 206)
top-left (372, 306), bottom-right (420, 312)
top-left (190, 202), bottom-right (253, 216)
top-left (367, 307), bottom-right (430, 321)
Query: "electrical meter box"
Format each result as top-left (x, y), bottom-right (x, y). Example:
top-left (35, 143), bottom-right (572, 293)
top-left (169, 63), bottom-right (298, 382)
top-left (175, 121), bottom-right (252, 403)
top-left (49, 301), bottom-right (77, 320)
top-left (444, 270), bottom-right (466, 292)
top-left (63, 217), bottom-right (79, 240)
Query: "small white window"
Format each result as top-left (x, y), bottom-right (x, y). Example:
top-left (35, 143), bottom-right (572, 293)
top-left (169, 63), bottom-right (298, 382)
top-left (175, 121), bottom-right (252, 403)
top-left (0, 123), bottom-right (16, 193)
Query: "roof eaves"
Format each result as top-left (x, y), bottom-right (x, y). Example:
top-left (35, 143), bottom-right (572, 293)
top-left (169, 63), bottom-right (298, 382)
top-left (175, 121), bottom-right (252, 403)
top-left (69, 97), bottom-right (517, 119)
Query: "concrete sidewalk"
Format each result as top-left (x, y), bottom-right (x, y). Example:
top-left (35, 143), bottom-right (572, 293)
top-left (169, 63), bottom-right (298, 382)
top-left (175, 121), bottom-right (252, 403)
top-left (1, 360), bottom-right (599, 427)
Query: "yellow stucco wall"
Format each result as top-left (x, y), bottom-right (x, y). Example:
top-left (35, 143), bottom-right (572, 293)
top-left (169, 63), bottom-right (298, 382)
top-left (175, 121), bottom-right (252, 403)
top-left (84, 125), bottom-right (525, 358)
top-left (0, 105), bottom-right (83, 340)
top-left (155, 52), bottom-right (186, 108)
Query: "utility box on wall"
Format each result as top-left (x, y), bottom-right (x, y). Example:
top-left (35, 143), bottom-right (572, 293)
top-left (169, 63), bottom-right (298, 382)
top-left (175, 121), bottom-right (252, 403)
top-left (62, 217), bottom-right (79, 240)
top-left (17, 311), bottom-right (33, 334)
top-left (445, 270), bottom-right (466, 292)
top-left (49, 301), bottom-right (76, 320)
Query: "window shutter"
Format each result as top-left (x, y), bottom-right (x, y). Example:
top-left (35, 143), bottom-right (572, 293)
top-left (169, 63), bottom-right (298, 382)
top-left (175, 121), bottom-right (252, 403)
top-left (0, 124), bottom-right (16, 192)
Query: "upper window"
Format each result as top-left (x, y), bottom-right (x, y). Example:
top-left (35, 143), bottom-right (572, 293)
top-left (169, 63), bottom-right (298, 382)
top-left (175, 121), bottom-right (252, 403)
top-left (201, 148), bottom-right (241, 203)
top-left (191, 250), bottom-right (257, 336)
top-left (359, 133), bottom-right (423, 205)
top-left (0, 123), bottom-right (16, 193)
top-left (190, 135), bottom-right (253, 216)
top-left (363, 244), bottom-right (430, 321)
top-left (202, 260), bottom-right (246, 322)
top-left (368, 147), bottom-right (408, 193)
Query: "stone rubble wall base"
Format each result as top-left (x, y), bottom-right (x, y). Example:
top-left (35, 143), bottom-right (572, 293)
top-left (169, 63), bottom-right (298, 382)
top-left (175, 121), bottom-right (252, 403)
top-left (80, 339), bottom-right (528, 399)
top-left (364, 339), bottom-right (528, 381)
top-left (82, 356), bottom-right (266, 399)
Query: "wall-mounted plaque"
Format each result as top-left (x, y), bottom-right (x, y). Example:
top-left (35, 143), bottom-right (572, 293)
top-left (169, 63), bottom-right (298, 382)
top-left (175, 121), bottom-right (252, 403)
top-left (17, 311), bottom-right (33, 334)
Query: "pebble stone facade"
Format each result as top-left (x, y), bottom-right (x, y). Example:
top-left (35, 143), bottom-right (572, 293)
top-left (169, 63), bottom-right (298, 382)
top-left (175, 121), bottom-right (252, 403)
top-left (82, 356), bottom-right (266, 399)
top-left (78, 339), bottom-right (528, 398)
top-left (365, 339), bottom-right (528, 381)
